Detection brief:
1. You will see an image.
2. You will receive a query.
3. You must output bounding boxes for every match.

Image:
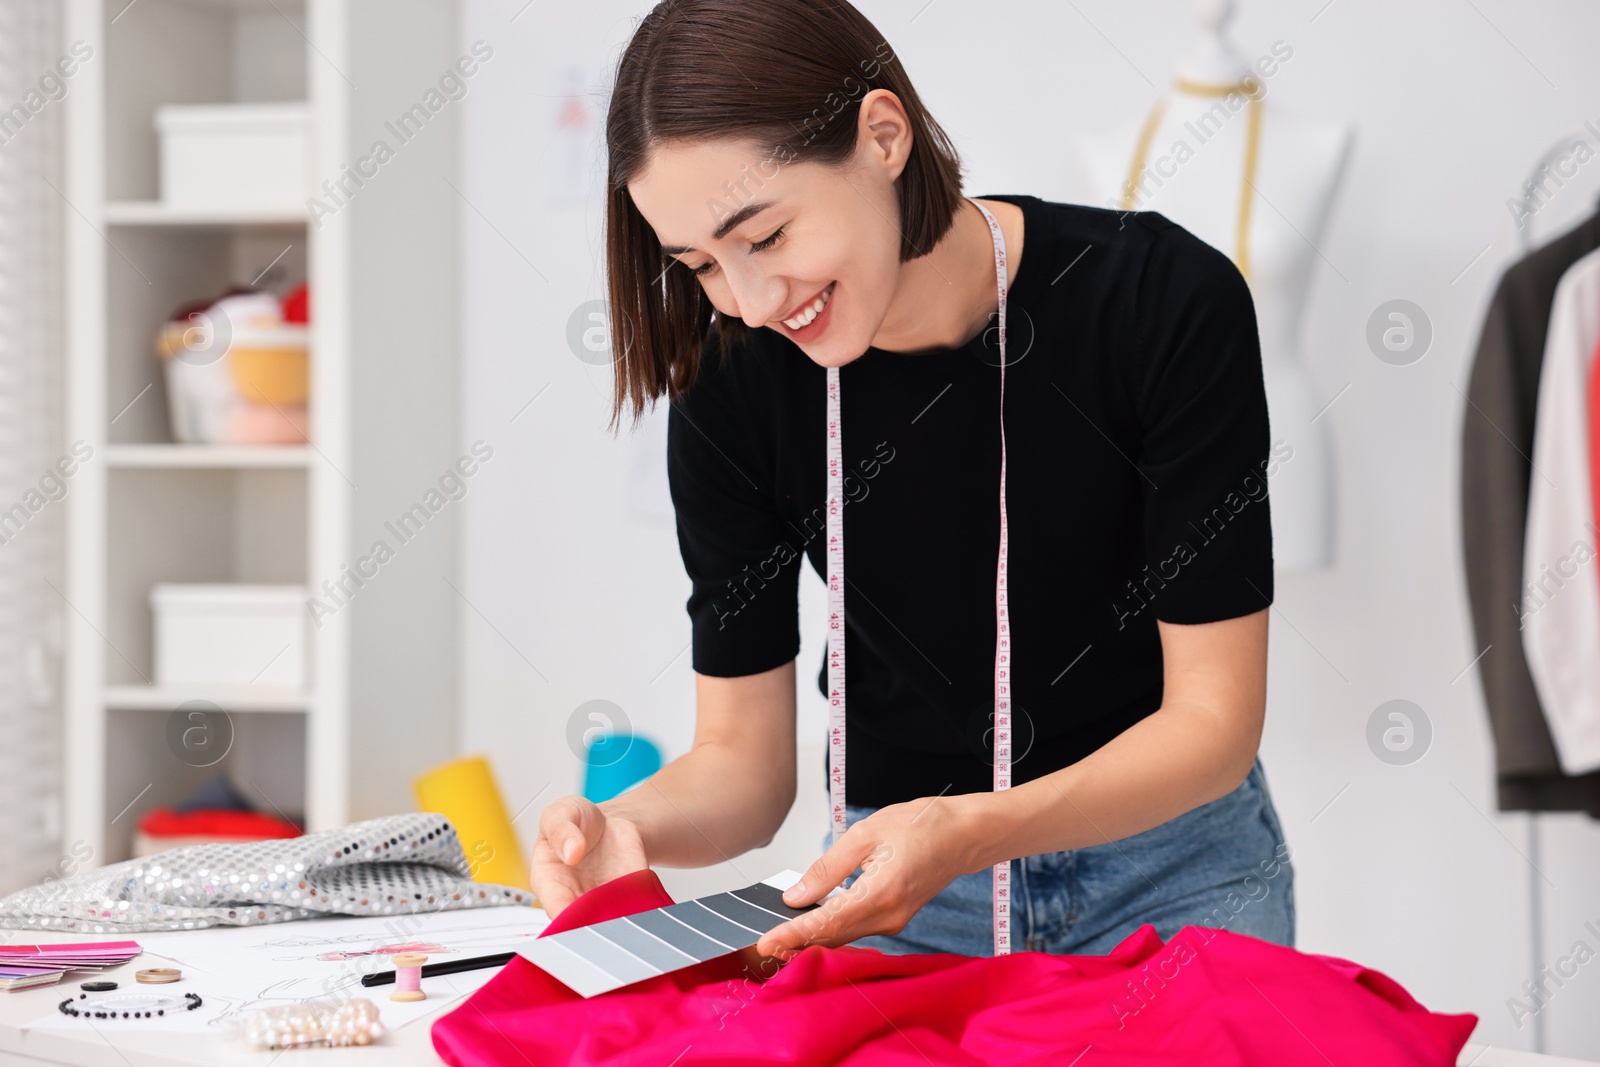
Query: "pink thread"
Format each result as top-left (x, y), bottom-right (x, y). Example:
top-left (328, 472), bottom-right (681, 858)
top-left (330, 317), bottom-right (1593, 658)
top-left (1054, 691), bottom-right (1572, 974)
top-left (389, 953), bottom-right (428, 1001)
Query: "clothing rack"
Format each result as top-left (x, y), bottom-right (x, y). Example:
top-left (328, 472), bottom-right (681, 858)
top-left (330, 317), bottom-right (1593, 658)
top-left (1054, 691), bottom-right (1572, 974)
top-left (1509, 124), bottom-right (1599, 1055)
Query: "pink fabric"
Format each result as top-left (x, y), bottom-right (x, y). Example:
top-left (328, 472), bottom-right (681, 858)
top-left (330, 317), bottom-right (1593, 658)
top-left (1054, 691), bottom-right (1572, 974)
top-left (433, 871), bottom-right (1476, 1066)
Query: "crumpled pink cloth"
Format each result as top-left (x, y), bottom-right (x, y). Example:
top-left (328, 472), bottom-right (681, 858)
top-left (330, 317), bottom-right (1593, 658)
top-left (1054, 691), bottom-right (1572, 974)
top-left (433, 870), bottom-right (1476, 1066)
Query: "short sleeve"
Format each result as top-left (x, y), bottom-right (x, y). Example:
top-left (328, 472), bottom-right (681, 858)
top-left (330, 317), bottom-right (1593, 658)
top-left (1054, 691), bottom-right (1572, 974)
top-left (1132, 224), bottom-right (1275, 623)
top-left (666, 336), bottom-right (802, 676)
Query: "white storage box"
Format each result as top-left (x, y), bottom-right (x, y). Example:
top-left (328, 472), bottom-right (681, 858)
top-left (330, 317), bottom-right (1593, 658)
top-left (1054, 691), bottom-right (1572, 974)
top-left (151, 584), bottom-right (306, 688)
top-left (155, 103), bottom-right (310, 211)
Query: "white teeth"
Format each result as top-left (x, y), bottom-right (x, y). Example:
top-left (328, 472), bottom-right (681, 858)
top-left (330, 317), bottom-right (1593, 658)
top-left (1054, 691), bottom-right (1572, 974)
top-left (784, 284), bottom-right (833, 330)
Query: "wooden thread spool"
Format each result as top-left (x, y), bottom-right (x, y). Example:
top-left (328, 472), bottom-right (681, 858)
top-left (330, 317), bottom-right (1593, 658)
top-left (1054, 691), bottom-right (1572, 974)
top-left (388, 954), bottom-right (428, 1002)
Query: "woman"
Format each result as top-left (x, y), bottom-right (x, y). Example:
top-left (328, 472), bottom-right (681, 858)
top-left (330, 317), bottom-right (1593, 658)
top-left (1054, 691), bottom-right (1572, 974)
top-left (531, 0), bottom-right (1294, 961)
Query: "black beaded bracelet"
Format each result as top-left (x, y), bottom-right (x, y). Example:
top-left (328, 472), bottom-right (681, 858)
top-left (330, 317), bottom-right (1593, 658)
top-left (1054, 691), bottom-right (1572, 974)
top-left (58, 991), bottom-right (201, 1019)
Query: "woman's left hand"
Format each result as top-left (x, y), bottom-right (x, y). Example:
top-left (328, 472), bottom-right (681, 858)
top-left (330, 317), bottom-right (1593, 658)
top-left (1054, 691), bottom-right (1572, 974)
top-left (754, 793), bottom-right (981, 959)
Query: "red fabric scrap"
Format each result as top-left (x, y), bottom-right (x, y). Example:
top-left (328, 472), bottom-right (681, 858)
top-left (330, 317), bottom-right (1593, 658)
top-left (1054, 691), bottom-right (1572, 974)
top-left (136, 808), bottom-right (301, 839)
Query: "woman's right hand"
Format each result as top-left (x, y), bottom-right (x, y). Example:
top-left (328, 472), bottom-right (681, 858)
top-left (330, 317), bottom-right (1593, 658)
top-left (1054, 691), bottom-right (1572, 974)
top-left (529, 795), bottom-right (648, 918)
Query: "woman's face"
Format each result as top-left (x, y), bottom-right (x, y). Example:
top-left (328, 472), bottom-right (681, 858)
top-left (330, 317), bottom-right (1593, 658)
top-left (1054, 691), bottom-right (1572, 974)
top-left (627, 114), bottom-right (908, 369)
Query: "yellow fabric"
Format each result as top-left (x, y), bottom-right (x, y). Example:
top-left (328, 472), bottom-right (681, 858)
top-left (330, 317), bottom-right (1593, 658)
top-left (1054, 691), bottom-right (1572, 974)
top-left (414, 755), bottom-right (532, 892)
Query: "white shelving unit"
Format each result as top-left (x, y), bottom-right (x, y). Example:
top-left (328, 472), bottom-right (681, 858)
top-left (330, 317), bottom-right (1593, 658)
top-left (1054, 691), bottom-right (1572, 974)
top-left (63, 0), bottom-right (461, 864)
top-left (105, 444), bottom-right (315, 469)
top-left (104, 201), bottom-right (309, 227)
top-left (103, 685), bottom-right (310, 713)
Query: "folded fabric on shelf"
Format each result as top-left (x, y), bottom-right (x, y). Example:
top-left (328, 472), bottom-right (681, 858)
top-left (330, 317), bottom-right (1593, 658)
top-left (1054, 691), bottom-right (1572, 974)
top-left (0, 813), bottom-right (531, 934)
top-left (432, 869), bottom-right (1477, 1067)
top-left (137, 808), bottom-right (302, 840)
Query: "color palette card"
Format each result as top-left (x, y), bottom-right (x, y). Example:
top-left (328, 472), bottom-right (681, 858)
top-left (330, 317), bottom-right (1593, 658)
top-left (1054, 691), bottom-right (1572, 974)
top-left (0, 941), bottom-right (142, 964)
top-left (0, 941), bottom-right (141, 991)
top-left (519, 870), bottom-right (829, 998)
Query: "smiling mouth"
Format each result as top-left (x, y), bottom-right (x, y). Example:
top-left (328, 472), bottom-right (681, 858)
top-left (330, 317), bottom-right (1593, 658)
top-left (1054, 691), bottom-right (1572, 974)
top-left (779, 282), bottom-right (835, 331)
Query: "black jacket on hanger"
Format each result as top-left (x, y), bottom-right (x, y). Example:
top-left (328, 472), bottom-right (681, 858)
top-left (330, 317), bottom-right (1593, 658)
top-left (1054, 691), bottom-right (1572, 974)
top-left (1461, 192), bottom-right (1600, 817)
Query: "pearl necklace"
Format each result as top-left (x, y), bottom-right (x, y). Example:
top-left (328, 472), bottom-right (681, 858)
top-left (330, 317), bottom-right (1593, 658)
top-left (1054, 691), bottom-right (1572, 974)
top-left (242, 997), bottom-right (387, 1050)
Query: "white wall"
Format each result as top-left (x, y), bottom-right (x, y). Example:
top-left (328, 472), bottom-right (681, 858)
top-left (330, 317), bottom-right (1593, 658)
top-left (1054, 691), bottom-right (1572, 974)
top-left (456, 0), bottom-right (1600, 1056)
top-left (343, 0), bottom-right (463, 823)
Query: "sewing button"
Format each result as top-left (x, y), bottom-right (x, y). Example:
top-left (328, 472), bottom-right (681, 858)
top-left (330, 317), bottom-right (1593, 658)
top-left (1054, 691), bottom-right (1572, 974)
top-left (80, 981), bottom-right (117, 992)
top-left (135, 968), bottom-right (181, 984)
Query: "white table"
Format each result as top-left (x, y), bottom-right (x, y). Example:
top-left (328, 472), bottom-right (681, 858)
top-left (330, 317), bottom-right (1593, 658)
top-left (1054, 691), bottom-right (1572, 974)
top-left (0, 932), bottom-right (1594, 1066)
top-left (0, 937), bottom-right (476, 1066)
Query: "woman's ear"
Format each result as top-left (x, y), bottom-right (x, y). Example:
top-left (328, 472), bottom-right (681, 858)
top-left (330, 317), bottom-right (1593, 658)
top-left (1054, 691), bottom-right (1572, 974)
top-left (856, 88), bottom-right (913, 183)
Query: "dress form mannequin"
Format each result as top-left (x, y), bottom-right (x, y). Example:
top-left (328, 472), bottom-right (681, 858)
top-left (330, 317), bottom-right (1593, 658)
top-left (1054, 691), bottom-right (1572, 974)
top-left (1076, 0), bottom-right (1354, 569)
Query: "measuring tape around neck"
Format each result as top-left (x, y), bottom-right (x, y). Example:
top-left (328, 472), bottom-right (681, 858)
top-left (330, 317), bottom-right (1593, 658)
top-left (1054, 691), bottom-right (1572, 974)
top-left (824, 197), bottom-right (1013, 955)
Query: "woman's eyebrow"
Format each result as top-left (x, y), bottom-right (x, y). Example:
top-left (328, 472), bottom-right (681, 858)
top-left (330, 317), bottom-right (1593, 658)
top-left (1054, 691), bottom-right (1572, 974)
top-left (660, 200), bottom-right (778, 255)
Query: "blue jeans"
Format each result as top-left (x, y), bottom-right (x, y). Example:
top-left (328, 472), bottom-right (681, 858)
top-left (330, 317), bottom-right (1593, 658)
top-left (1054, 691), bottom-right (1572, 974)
top-left (831, 756), bottom-right (1295, 956)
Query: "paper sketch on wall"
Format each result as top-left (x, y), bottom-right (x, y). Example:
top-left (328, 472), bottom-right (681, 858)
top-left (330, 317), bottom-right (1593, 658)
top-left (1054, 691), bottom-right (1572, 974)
top-left (547, 65), bottom-right (604, 209)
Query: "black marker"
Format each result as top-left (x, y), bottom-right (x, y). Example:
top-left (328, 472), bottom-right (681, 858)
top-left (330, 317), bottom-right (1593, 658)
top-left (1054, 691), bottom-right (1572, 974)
top-left (360, 951), bottom-right (517, 987)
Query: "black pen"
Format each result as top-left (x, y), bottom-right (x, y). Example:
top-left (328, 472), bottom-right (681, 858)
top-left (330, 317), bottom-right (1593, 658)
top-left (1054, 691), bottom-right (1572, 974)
top-left (361, 951), bottom-right (518, 987)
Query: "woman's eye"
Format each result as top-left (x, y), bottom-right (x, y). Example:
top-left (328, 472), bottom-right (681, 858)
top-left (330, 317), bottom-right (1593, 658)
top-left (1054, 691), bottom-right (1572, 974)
top-left (749, 226), bottom-right (785, 252)
top-left (686, 227), bottom-right (786, 278)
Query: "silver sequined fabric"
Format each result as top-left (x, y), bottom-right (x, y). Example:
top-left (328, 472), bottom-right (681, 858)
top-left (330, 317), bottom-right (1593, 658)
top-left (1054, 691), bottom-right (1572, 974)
top-left (0, 813), bottom-right (531, 933)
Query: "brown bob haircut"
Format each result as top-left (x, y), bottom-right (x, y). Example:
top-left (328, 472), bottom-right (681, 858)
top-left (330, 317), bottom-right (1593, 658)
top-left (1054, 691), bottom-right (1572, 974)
top-left (603, 0), bottom-right (966, 434)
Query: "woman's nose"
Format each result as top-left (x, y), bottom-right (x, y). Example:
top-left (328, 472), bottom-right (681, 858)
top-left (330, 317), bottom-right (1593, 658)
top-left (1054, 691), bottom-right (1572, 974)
top-left (723, 263), bottom-right (784, 329)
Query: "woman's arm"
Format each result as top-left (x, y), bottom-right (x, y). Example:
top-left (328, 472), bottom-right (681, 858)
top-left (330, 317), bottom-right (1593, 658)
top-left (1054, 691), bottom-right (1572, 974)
top-left (953, 607), bottom-right (1268, 871)
top-left (757, 609), bottom-right (1268, 953)
top-left (602, 660), bottom-right (799, 865)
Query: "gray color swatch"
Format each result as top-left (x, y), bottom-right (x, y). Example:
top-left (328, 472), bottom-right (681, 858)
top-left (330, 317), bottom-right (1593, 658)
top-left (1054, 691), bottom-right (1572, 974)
top-left (732, 882), bottom-right (818, 921)
top-left (699, 891), bottom-right (790, 933)
top-left (593, 917), bottom-right (699, 971)
top-left (662, 900), bottom-right (761, 947)
top-left (518, 875), bottom-right (822, 998)
top-left (626, 906), bottom-right (728, 961)
top-left (519, 937), bottom-right (619, 999)
top-left (560, 926), bottom-right (660, 984)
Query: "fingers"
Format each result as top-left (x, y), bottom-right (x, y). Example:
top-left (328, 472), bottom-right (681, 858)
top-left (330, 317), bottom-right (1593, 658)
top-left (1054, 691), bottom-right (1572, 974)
top-left (530, 799), bottom-right (654, 920)
top-left (757, 886), bottom-right (870, 957)
top-left (532, 873), bottom-right (576, 917)
top-left (755, 916), bottom-right (808, 959)
top-left (755, 831), bottom-right (884, 957)
top-left (539, 795), bottom-right (604, 866)
top-left (528, 834), bottom-right (581, 916)
top-left (782, 826), bottom-right (874, 907)
top-left (531, 796), bottom-right (603, 918)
